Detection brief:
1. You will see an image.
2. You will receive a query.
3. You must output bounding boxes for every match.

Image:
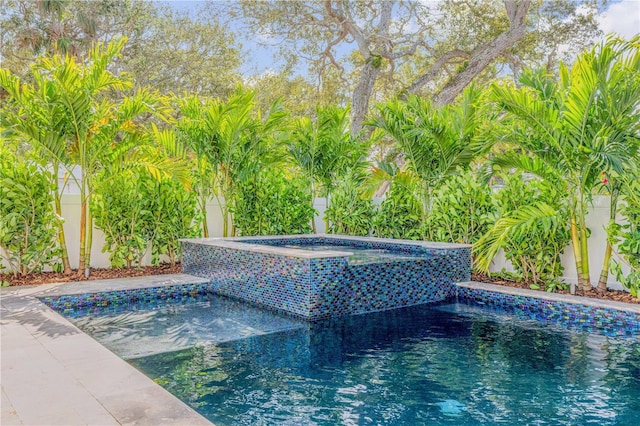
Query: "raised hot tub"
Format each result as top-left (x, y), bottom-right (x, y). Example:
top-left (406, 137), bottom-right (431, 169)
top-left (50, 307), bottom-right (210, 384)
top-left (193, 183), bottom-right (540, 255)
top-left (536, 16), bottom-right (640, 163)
top-left (181, 235), bottom-right (471, 319)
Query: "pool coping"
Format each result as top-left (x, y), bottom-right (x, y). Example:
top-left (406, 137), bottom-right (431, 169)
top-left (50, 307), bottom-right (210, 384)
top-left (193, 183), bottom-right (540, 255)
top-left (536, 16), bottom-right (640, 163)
top-left (0, 274), bottom-right (214, 426)
top-left (179, 234), bottom-right (472, 259)
top-left (457, 281), bottom-right (640, 314)
top-left (2, 275), bottom-right (639, 425)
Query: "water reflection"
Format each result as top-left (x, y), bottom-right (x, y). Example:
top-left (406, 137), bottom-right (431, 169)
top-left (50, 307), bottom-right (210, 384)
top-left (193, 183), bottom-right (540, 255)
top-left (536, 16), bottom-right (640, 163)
top-left (124, 302), bottom-right (640, 425)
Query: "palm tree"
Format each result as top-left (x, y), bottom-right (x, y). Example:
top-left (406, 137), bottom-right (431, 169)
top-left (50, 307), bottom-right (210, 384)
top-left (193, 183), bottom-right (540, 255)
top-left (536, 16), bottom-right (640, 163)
top-left (177, 89), bottom-right (285, 237)
top-left (368, 85), bottom-right (492, 232)
top-left (1, 60), bottom-right (73, 273)
top-left (478, 35), bottom-right (640, 291)
top-left (1, 38), bottom-right (187, 276)
top-left (175, 94), bottom-right (219, 238)
top-left (287, 106), bottom-right (367, 232)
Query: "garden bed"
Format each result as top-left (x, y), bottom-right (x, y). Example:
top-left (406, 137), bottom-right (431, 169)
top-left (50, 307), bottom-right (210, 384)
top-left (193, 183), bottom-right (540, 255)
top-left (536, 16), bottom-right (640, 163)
top-left (472, 272), bottom-right (639, 305)
top-left (2, 263), bottom-right (181, 287)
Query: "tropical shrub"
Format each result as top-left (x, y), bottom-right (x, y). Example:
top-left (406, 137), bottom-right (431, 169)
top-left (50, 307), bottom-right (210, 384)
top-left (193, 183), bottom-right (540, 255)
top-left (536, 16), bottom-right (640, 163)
top-left (0, 151), bottom-right (61, 275)
top-left (488, 36), bottom-right (640, 290)
top-left (177, 89), bottom-right (286, 237)
top-left (426, 170), bottom-right (494, 244)
top-left (0, 38), bottom-right (187, 275)
top-left (369, 86), bottom-right (492, 226)
top-left (146, 177), bottom-right (201, 266)
top-left (484, 173), bottom-right (571, 290)
top-left (325, 173), bottom-right (375, 236)
top-left (288, 105), bottom-right (368, 233)
top-left (373, 180), bottom-right (422, 240)
top-left (611, 176), bottom-right (640, 297)
top-left (232, 170), bottom-right (314, 236)
top-left (92, 171), bottom-right (153, 268)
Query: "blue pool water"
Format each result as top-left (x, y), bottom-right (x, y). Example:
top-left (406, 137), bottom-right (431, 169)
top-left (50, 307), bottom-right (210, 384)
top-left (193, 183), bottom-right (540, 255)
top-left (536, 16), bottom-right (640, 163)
top-left (282, 244), bottom-right (428, 264)
top-left (66, 293), bottom-right (640, 425)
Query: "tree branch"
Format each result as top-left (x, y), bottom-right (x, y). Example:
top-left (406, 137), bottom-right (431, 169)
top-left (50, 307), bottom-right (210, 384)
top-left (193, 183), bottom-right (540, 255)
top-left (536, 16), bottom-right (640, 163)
top-left (403, 49), bottom-right (470, 95)
top-left (324, 0), bottom-right (370, 57)
top-left (406, 0), bottom-right (531, 106)
top-left (432, 0), bottom-right (531, 106)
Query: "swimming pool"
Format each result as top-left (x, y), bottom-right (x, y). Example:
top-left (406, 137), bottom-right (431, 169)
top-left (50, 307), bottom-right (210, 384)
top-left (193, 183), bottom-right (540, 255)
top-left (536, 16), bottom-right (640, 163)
top-left (51, 290), bottom-right (640, 425)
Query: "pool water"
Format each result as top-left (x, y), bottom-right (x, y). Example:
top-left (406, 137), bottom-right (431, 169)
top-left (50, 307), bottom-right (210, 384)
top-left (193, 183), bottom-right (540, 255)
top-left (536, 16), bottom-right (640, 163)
top-left (283, 244), bottom-right (427, 265)
top-left (67, 294), bottom-right (640, 425)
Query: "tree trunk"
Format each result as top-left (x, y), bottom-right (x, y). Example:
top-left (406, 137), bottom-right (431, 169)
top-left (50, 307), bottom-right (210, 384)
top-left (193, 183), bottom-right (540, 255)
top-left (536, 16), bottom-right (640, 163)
top-left (199, 190), bottom-right (209, 238)
top-left (202, 206), bottom-right (209, 238)
top-left (84, 191), bottom-right (93, 278)
top-left (78, 177), bottom-right (87, 276)
top-left (569, 214), bottom-right (583, 294)
top-left (222, 205), bottom-right (229, 237)
top-left (597, 188), bottom-right (619, 293)
top-left (324, 193), bottom-right (331, 233)
top-left (410, 0), bottom-right (531, 107)
top-left (579, 221), bottom-right (591, 291)
top-left (351, 60), bottom-right (381, 135)
top-left (326, 0), bottom-right (392, 135)
top-left (53, 181), bottom-right (72, 274)
top-left (310, 181), bottom-right (317, 233)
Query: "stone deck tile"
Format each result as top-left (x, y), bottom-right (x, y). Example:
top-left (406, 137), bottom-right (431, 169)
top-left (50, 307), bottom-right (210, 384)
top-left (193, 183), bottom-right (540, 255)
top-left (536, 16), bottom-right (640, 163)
top-left (1, 274), bottom-right (213, 426)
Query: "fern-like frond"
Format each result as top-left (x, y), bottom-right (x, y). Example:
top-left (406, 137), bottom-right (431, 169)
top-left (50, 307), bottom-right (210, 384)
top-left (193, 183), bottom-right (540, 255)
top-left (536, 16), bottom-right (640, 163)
top-left (474, 202), bottom-right (562, 272)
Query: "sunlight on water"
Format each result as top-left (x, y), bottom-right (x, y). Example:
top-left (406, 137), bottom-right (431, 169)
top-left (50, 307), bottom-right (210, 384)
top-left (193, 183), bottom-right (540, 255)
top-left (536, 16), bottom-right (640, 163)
top-left (69, 295), bottom-right (640, 425)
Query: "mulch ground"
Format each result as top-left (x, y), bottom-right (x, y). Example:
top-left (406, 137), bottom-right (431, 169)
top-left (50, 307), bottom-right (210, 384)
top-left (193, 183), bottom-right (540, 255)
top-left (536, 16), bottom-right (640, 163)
top-left (2, 265), bottom-right (637, 305)
top-left (472, 272), bottom-right (639, 305)
top-left (2, 263), bottom-right (182, 287)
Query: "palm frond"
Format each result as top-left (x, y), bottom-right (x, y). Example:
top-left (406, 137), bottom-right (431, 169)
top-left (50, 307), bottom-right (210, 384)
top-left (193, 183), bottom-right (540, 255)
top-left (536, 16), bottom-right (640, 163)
top-left (474, 202), bottom-right (562, 273)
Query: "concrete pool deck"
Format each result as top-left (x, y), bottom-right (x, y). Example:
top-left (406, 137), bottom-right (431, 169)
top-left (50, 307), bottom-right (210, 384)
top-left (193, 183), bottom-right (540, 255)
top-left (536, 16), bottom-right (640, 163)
top-left (2, 275), bottom-right (639, 425)
top-left (0, 274), bottom-right (213, 426)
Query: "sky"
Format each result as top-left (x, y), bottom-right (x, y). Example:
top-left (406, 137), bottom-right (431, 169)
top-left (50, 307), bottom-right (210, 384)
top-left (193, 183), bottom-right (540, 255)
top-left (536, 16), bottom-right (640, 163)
top-left (597, 0), bottom-right (640, 38)
top-left (164, 0), bottom-right (640, 77)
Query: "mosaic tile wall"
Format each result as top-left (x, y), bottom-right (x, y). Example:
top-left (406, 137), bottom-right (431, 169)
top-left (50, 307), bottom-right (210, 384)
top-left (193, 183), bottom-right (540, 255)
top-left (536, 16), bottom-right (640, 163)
top-left (182, 241), bottom-right (314, 317)
top-left (182, 238), bottom-right (471, 319)
top-left (40, 282), bottom-right (211, 318)
top-left (456, 286), bottom-right (640, 338)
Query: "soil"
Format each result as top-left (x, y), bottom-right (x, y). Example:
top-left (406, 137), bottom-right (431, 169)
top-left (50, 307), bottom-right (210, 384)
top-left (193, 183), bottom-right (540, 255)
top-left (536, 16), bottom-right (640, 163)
top-left (2, 265), bottom-right (637, 305)
top-left (472, 272), bottom-right (639, 305)
top-left (2, 263), bottom-right (182, 287)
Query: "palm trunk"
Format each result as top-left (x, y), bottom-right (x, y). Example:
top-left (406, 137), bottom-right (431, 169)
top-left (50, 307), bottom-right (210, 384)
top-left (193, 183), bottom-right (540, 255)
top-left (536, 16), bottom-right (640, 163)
top-left (199, 186), bottom-right (209, 238)
top-left (53, 183), bottom-right (72, 274)
top-left (576, 188), bottom-right (591, 291)
top-left (84, 191), bottom-right (93, 277)
top-left (201, 202), bottom-right (209, 238)
top-left (324, 194), bottom-right (330, 234)
top-left (78, 187), bottom-right (87, 276)
top-left (569, 214), bottom-right (583, 294)
top-left (578, 217), bottom-right (591, 291)
top-left (598, 188), bottom-right (619, 293)
top-left (222, 206), bottom-right (229, 237)
top-left (222, 172), bottom-right (233, 238)
top-left (421, 186), bottom-right (432, 240)
top-left (310, 181), bottom-right (317, 233)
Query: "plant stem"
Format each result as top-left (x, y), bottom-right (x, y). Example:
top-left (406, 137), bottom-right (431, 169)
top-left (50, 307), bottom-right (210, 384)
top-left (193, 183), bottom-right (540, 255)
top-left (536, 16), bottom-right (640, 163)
top-left (52, 165), bottom-right (71, 273)
top-left (598, 187), bottom-right (619, 293)
top-left (579, 220), bottom-right (591, 291)
top-left (85, 190), bottom-right (93, 278)
top-left (79, 181), bottom-right (87, 276)
top-left (569, 213), bottom-right (583, 294)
